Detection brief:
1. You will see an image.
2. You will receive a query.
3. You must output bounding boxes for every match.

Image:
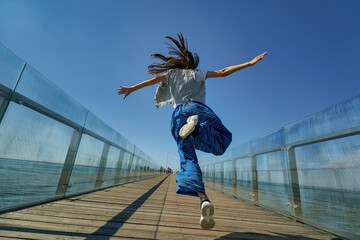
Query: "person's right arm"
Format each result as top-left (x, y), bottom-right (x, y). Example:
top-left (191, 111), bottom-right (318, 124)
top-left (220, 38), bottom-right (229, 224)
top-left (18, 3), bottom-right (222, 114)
top-left (117, 74), bottom-right (167, 99)
top-left (206, 52), bottom-right (267, 79)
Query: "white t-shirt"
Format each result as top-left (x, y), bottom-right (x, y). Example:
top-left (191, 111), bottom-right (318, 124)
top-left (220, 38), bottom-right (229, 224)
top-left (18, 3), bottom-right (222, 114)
top-left (164, 69), bottom-right (208, 108)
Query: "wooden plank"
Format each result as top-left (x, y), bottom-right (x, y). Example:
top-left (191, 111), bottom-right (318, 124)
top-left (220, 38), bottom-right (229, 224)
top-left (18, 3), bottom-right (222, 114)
top-left (0, 230), bottom-right (136, 240)
top-left (17, 206), bottom-right (296, 226)
top-left (0, 174), bottom-right (338, 240)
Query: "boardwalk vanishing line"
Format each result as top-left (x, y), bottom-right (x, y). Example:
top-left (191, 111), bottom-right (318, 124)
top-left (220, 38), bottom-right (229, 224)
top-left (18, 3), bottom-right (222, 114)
top-left (87, 175), bottom-right (169, 240)
top-left (153, 174), bottom-right (171, 239)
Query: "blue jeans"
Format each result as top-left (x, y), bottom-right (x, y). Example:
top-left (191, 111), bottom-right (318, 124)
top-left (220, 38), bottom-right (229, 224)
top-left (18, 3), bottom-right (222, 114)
top-left (171, 101), bottom-right (232, 197)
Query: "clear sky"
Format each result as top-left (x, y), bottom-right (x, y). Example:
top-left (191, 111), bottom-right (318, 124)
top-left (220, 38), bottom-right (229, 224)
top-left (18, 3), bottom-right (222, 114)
top-left (0, 0), bottom-right (359, 171)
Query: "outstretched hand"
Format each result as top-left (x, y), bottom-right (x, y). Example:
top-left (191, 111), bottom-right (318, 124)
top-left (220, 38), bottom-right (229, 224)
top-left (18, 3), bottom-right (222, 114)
top-left (117, 86), bottom-right (134, 99)
top-left (249, 52), bottom-right (268, 66)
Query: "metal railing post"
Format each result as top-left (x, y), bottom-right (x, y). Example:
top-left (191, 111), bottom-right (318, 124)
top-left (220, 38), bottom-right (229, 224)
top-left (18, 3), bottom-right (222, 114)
top-left (211, 164), bottom-right (216, 188)
top-left (126, 152), bottom-right (135, 182)
top-left (0, 63), bottom-right (26, 125)
top-left (0, 89), bottom-right (10, 123)
top-left (251, 155), bottom-right (259, 204)
top-left (232, 159), bottom-right (237, 196)
top-left (286, 146), bottom-right (303, 217)
top-left (205, 165), bottom-right (209, 181)
top-left (55, 129), bottom-right (82, 196)
top-left (135, 157), bottom-right (141, 179)
top-left (114, 149), bottom-right (125, 184)
top-left (203, 165), bottom-right (207, 181)
top-left (220, 162), bottom-right (225, 192)
top-left (95, 143), bottom-right (110, 189)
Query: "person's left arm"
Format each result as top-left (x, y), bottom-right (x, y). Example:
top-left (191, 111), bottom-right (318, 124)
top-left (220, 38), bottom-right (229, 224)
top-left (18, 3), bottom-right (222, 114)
top-left (117, 74), bottom-right (167, 99)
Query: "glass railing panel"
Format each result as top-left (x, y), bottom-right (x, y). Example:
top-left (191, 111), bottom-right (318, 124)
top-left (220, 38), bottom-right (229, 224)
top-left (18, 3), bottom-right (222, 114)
top-left (140, 161), bottom-right (147, 177)
top-left (124, 152), bottom-right (131, 173)
top-left (102, 146), bottom-right (120, 188)
top-left (231, 141), bottom-right (250, 158)
top-left (202, 165), bottom-right (208, 181)
top-left (119, 136), bottom-right (128, 149)
top-left (132, 156), bottom-right (139, 180)
top-left (234, 158), bottom-right (253, 202)
top-left (15, 65), bottom-right (88, 126)
top-left (295, 135), bottom-right (360, 237)
top-left (143, 161), bottom-right (152, 177)
top-left (213, 162), bottom-right (223, 192)
top-left (146, 165), bottom-right (150, 174)
top-left (142, 152), bottom-right (147, 160)
top-left (129, 156), bottom-right (139, 181)
top-left (0, 44), bottom-right (24, 90)
top-left (203, 164), bottom-right (214, 188)
top-left (220, 149), bottom-right (231, 161)
top-left (223, 160), bottom-right (233, 194)
top-left (126, 141), bottom-right (135, 154)
top-left (111, 131), bottom-right (123, 147)
top-left (127, 144), bottom-right (136, 180)
top-left (207, 165), bottom-right (212, 182)
top-left (150, 156), bottom-right (157, 169)
top-left (149, 156), bottom-right (158, 174)
top-left (0, 103), bottom-right (73, 209)
top-left (134, 147), bottom-right (140, 157)
top-left (66, 134), bottom-right (104, 195)
top-left (136, 158), bottom-right (143, 180)
top-left (84, 111), bottom-right (113, 140)
top-left (285, 95), bottom-right (360, 145)
top-left (205, 149), bottom-right (232, 164)
top-left (256, 151), bottom-right (292, 213)
top-left (114, 151), bottom-right (130, 185)
top-left (250, 128), bottom-right (284, 154)
top-left (138, 149), bottom-right (143, 159)
top-left (122, 151), bottom-right (131, 178)
top-left (134, 146), bottom-right (144, 159)
top-left (210, 164), bottom-right (216, 187)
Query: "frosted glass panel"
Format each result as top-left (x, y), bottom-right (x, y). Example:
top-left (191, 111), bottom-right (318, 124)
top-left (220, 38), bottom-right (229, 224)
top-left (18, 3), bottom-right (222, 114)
top-left (295, 135), bottom-right (360, 237)
top-left (0, 44), bottom-right (24, 89)
top-left (250, 128), bottom-right (284, 153)
top-left (111, 131), bottom-right (125, 147)
top-left (0, 103), bottom-right (73, 208)
top-left (223, 161), bottom-right (233, 194)
top-left (285, 96), bottom-right (360, 144)
top-left (102, 146), bottom-right (120, 188)
top-left (16, 65), bottom-right (88, 126)
top-left (235, 158), bottom-right (253, 202)
top-left (85, 111), bottom-right (113, 140)
top-left (257, 151), bottom-right (291, 213)
top-left (66, 135), bottom-right (104, 195)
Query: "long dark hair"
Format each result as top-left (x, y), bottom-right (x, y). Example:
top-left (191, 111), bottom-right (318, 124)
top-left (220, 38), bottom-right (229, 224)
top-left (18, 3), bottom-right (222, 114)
top-left (147, 33), bottom-right (199, 75)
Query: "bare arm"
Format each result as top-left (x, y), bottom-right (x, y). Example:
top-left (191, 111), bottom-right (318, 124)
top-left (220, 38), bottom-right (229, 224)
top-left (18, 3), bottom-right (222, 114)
top-left (206, 52), bottom-right (267, 79)
top-left (117, 74), bottom-right (167, 99)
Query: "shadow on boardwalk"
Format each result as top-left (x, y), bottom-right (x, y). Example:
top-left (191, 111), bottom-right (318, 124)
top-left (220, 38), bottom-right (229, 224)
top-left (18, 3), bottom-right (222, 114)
top-left (86, 175), bottom-right (168, 240)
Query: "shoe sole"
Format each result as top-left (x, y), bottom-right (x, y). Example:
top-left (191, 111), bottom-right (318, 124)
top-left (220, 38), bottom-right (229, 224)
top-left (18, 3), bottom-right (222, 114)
top-left (200, 202), bottom-right (215, 230)
top-left (179, 115), bottom-right (198, 139)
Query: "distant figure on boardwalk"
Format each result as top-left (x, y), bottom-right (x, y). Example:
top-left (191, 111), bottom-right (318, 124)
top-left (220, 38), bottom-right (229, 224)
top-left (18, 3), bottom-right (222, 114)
top-left (117, 33), bottom-right (267, 230)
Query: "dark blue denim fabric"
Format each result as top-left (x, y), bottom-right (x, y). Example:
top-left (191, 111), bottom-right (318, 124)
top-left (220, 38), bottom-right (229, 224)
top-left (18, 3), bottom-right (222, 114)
top-left (171, 101), bottom-right (232, 196)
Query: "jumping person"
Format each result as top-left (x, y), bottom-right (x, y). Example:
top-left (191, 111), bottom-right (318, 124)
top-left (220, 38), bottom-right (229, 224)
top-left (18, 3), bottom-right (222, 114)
top-left (117, 33), bottom-right (267, 230)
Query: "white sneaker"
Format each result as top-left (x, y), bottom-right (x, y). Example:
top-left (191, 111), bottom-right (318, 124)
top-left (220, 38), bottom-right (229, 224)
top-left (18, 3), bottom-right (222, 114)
top-left (179, 115), bottom-right (199, 139)
top-left (200, 199), bottom-right (215, 230)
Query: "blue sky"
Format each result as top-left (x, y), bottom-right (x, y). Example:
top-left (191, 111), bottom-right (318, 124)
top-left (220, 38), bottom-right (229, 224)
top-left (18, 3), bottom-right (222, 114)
top-left (0, 0), bottom-right (359, 171)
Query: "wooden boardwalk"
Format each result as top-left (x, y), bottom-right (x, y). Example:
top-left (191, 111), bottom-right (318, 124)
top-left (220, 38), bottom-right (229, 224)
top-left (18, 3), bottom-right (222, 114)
top-left (0, 175), bottom-right (340, 240)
